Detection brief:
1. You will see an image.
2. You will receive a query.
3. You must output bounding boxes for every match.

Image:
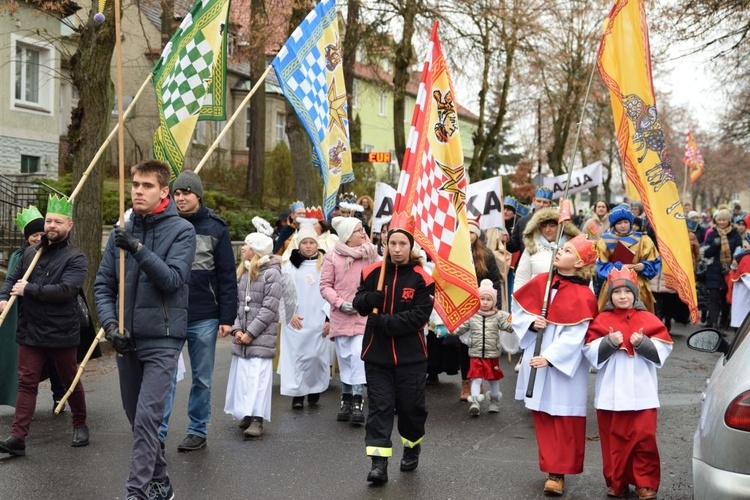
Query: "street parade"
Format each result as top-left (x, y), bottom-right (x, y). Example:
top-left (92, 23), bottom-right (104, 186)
top-left (0, 0), bottom-right (749, 499)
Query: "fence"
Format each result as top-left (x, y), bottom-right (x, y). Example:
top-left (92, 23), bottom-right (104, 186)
top-left (0, 174), bottom-right (64, 268)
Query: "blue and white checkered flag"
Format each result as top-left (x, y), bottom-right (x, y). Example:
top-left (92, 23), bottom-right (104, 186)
top-left (271, 0), bottom-right (353, 217)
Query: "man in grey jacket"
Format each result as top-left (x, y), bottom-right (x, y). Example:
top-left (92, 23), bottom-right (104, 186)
top-left (94, 160), bottom-right (196, 500)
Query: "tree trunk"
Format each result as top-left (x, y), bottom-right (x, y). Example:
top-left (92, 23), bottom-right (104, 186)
top-left (67, 6), bottom-right (116, 323)
top-left (392, 0), bottom-right (417, 169)
top-left (343, 0), bottom-right (362, 152)
top-left (245, 0), bottom-right (267, 201)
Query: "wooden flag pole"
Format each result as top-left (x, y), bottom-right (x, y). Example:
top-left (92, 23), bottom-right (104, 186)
top-left (114, 0), bottom-right (126, 334)
top-left (526, 60), bottom-right (597, 399)
top-left (69, 74), bottom-right (152, 202)
top-left (0, 250), bottom-right (43, 328)
top-left (57, 1), bottom-right (130, 414)
top-left (194, 65), bottom-right (273, 175)
top-left (682, 162), bottom-right (689, 201)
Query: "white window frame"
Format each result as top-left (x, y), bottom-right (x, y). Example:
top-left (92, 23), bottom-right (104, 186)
top-left (378, 91), bottom-right (387, 117)
top-left (275, 111), bottom-right (287, 145)
top-left (352, 80), bottom-right (359, 109)
top-left (21, 155), bottom-right (40, 174)
top-left (11, 34), bottom-right (56, 114)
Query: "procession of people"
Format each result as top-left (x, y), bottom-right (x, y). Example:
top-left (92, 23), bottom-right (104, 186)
top-left (0, 163), bottom-right (748, 500)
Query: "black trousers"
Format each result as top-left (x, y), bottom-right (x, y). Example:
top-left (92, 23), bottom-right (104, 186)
top-left (365, 361), bottom-right (428, 455)
top-left (707, 288), bottom-right (730, 328)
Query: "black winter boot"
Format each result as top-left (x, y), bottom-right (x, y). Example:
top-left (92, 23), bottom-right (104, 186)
top-left (350, 395), bottom-right (365, 426)
top-left (337, 394), bottom-right (352, 421)
top-left (367, 456), bottom-right (388, 484)
top-left (400, 444), bottom-right (421, 471)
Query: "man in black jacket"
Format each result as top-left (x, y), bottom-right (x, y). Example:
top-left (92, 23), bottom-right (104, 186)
top-left (0, 196), bottom-right (90, 457)
top-left (353, 214), bottom-right (435, 485)
top-left (504, 186), bottom-right (554, 255)
top-left (159, 170), bottom-right (237, 452)
top-left (94, 160), bottom-right (196, 500)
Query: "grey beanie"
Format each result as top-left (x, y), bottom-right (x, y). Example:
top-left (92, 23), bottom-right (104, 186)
top-left (172, 170), bottom-right (203, 199)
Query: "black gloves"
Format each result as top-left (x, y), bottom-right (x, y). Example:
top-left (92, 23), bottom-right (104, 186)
top-left (363, 291), bottom-right (385, 308)
top-left (114, 227), bottom-right (141, 254)
top-left (104, 323), bottom-right (135, 354)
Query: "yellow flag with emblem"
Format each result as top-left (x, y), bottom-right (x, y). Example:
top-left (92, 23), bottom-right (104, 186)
top-left (598, 0), bottom-right (698, 322)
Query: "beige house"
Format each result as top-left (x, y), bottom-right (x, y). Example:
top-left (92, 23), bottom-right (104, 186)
top-left (0, 1), bottom-right (80, 179)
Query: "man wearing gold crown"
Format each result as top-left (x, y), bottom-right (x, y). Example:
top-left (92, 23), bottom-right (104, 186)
top-left (0, 196), bottom-right (90, 457)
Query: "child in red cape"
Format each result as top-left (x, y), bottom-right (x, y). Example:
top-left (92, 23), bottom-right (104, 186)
top-left (583, 265), bottom-right (673, 500)
top-left (512, 234), bottom-right (599, 496)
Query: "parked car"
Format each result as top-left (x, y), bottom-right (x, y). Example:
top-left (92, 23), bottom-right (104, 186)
top-left (687, 318), bottom-right (750, 499)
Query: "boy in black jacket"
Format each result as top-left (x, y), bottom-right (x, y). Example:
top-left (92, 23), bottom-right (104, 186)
top-left (353, 213), bottom-right (435, 485)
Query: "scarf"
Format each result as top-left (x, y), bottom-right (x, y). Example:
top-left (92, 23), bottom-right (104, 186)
top-left (716, 225), bottom-right (732, 269)
top-left (477, 307), bottom-right (497, 317)
top-left (334, 240), bottom-right (378, 272)
top-left (534, 233), bottom-right (557, 253)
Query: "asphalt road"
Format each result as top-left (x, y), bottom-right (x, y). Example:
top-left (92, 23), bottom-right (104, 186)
top-left (0, 322), bottom-right (718, 499)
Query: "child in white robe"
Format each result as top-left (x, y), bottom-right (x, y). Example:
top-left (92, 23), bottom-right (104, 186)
top-left (513, 234), bottom-right (600, 496)
top-left (279, 220), bottom-right (331, 408)
top-left (583, 265), bottom-right (673, 499)
top-left (224, 233), bottom-right (282, 439)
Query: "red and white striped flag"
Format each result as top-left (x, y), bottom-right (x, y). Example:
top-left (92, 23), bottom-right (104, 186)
top-left (393, 21), bottom-right (479, 332)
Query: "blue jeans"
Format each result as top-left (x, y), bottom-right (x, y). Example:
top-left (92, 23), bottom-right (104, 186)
top-left (159, 318), bottom-right (218, 441)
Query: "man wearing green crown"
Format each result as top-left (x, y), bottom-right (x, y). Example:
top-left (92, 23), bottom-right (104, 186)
top-left (0, 196), bottom-right (91, 457)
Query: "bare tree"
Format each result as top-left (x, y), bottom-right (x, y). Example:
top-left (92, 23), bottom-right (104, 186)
top-left (246, 0), bottom-right (267, 201)
top-left (284, 0), bottom-right (318, 204)
top-left (66, 4), bottom-right (117, 315)
top-left (443, 0), bottom-right (542, 182)
top-left (524, 0), bottom-right (602, 176)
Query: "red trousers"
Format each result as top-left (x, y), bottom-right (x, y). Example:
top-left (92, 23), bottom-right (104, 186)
top-left (531, 410), bottom-right (586, 474)
top-left (12, 345), bottom-right (87, 440)
top-left (597, 408), bottom-right (660, 493)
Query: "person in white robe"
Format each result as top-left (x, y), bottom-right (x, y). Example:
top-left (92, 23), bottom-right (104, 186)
top-left (279, 221), bottom-right (331, 408)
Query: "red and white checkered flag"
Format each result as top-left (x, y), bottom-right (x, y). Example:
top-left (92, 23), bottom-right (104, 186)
top-left (684, 130), bottom-right (705, 183)
top-left (393, 22), bottom-right (479, 332)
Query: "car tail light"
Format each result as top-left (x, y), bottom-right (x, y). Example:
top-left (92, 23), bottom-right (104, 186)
top-left (725, 391), bottom-right (750, 431)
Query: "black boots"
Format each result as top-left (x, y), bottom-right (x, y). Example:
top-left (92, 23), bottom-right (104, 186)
top-left (400, 444), bottom-right (421, 471)
top-left (0, 436), bottom-right (26, 457)
top-left (350, 395), bottom-right (365, 425)
top-left (337, 394), bottom-right (352, 421)
top-left (367, 456), bottom-right (388, 484)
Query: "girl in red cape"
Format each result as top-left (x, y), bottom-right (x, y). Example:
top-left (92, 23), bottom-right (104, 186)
top-left (583, 265), bottom-right (673, 500)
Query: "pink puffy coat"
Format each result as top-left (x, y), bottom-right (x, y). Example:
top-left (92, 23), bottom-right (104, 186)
top-left (319, 244), bottom-right (379, 338)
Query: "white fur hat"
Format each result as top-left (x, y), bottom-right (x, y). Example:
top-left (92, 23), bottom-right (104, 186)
top-left (244, 232), bottom-right (273, 257)
top-left (331, 216), bottom-right (361, 244)
top-left (296, 218), bottom-right (318, 244)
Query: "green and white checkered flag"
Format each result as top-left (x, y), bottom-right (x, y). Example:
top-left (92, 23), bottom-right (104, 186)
top-left (152, 0), bottom-right (229, 178)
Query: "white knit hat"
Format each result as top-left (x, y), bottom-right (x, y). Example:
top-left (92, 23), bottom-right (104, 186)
top-left (477, 279), bottom-right (497, 306)
top-left (296, 218), bottom-right (318, 244)
top-left (331, 216), bottom-right (361, 244)
top-left (468, 217), bottom-right (481, 237)
top-left (244, 233), bottom-right (273, 257)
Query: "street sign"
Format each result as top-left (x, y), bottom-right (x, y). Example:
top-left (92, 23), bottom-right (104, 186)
top-left (351, 152), bottom-right (392, 163)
